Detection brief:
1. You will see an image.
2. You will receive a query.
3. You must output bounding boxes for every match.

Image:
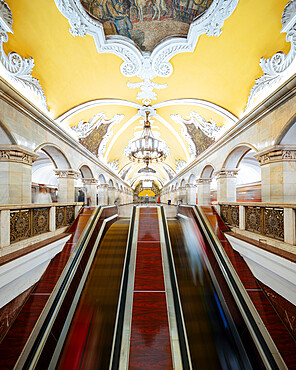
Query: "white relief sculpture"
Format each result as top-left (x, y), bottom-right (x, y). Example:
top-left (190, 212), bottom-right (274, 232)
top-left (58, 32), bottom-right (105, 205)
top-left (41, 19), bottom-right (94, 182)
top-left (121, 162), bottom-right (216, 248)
top-left (0, 1), bottom-right (48, 110)
top-left (245, 0), bottom-right (296, 112)
top-left (171, 112), bottom-right (220, 157)
top-left (107, 160), bottom-right (119, 172)
top-left (162, 163), bottom-right (176, 180)
top-left (54, 0), bottom-right (239, 102)
top-left (72, 112), bottom-right (124, 139)
top-left (175, 159), bottom-right (187, 172)
top-left (127, 78), bottom-right (167, 105)
top-left (71, 112), bottom-right (124, 158)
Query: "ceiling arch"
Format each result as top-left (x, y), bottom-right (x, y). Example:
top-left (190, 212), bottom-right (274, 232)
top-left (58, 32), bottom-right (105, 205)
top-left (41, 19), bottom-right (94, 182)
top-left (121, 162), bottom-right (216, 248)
top-left (1, 0), bottom-right (293, 190)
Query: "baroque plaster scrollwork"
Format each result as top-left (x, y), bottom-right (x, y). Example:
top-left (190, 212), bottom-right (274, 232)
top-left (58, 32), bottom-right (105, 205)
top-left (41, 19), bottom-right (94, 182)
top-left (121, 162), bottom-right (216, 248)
top-left (171, 112), bottom-right (220, 158)
top-left (54, 0), bottom-right (238, 103)
top-left (107, 160), bottom-right (119, 172)
top-left (54, 169), bottom-right (80, 178)
top-left (0, 145), bottom-right (38, 165)
top-left (71, 112), bottom-right (124, 158)
top-left (175, 159), bottom-right (187, 172)
top-left (255, 146), bottom-right (296, 165)
top-left (245, 0), bottom-right (296, 112)
top-left (0, 1), bottom-right (48, 110)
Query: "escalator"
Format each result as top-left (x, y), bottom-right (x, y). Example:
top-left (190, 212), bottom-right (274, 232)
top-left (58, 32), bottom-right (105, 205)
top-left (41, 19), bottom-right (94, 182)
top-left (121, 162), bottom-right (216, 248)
top-left (3, 204), bottom-right (294, 369)
top-left (168, 218), bottom-right (257, 369)
top-left (57, 219), bottom-right (130, 369)
top-left (168, 204), bottom-right (294, 370)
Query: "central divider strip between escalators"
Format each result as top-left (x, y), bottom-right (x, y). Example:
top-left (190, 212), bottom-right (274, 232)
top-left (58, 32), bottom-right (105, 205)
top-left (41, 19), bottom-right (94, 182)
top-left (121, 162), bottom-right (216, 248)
top-left (160, 206), bottom-right (192, 370)
top-left (110, 205), bottom-right (136, 370)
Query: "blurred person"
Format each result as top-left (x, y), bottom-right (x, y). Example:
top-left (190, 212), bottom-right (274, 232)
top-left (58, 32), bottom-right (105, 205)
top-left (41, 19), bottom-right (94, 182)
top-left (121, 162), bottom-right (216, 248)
top-left (87, 193), bottom-right (91, 206)
top-left (34, 186), bottom-right (52, 204)
top-left (181, 216), bottom-right (204, 285)
top-left (78, 189), bottom-right (85, 203)
top-left (50, 188), bottom-right (57, 203)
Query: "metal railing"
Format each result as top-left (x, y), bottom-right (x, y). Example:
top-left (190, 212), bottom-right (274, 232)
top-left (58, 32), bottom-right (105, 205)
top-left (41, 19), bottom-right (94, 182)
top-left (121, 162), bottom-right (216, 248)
top-left (218, 202), bottom-right (296, 244)
top-left (0, 203), bottom-right (83, 247)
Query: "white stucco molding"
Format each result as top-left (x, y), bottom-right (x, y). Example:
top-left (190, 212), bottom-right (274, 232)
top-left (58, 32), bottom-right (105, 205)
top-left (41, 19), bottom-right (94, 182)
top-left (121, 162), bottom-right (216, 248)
top-left (245, 0), bottom-right (296, 113)
top-left (153, 98), bottom-right (238, 123)
top-left (226, 233), bottom-right (296, 305)
top-left (0, 235), bottom-right (71, 309)
top-left (56, 99), bottom-right (141, 123)
top-left (54, 0), bottom-right (239, 102)
top-left (0, 1), bottom-right (48, 111)
top-left (171, 111), bottom-right (221, 158)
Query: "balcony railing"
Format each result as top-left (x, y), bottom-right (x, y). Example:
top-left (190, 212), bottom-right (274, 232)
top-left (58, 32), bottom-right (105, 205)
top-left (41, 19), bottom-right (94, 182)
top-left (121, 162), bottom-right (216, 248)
top-left (0, 203), bottom-right (82, 249)
top-left (218, 202), bottom-right (295, 245)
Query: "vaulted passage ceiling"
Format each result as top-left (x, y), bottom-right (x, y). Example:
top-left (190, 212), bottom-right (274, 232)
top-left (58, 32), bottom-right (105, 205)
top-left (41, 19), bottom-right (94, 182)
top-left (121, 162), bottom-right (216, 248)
top-left (3, 0), bottom-right (292, 188)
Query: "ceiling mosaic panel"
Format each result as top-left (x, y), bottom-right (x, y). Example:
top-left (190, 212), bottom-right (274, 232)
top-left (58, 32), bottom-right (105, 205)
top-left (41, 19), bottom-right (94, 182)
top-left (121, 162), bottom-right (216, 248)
top-left (81, 0), bottom-right (213, 51)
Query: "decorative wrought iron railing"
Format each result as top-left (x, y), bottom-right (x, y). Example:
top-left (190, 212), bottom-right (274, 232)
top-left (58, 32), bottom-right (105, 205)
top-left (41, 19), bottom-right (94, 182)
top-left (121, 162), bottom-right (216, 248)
top-left (219, 202), bottom-right (294, 244)
top-left (0, 203), bottom-right (82, 246)
top-left (220, 204), bottom-right (239, 227)
top-left (55, 205), bottom-right (75, 229)
top-left (10, 207), bottom-right (50, 243)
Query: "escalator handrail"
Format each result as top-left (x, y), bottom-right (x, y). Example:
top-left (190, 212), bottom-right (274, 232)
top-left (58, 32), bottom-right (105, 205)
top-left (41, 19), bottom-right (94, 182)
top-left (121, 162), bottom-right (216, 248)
top-left (160, 205), bottom-right (192, 370)
top-left (193, 205), bottom-right (286, 370)
top-left (15, 206), bottom-right (107, 369)
top-left (110, 205), bottom-right (136, 370)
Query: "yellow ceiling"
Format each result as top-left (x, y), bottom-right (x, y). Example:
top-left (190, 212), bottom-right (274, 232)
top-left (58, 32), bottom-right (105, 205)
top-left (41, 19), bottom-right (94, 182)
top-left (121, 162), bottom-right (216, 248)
top-left (3, 0), bottom-right (292, 187)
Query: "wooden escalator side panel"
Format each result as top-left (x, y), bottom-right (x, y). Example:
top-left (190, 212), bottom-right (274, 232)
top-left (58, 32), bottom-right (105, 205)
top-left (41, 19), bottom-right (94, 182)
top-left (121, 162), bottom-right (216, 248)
top-left (0, 207), bottom-right (95, 369)
top-left (200, 206), bottom-right (296, 369)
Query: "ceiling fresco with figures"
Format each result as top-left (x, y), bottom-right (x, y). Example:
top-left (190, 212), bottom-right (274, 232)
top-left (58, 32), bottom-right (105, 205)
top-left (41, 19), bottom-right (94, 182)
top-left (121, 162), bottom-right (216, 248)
top-left (81, 0), bottom-right (213, 51)
top-left (1, 0), bottom-right (295, 189)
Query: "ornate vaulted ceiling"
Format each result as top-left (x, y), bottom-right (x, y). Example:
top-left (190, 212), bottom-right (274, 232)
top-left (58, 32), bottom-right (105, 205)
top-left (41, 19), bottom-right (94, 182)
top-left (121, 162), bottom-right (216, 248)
top-left (2, 0), bottom-right (293, 188)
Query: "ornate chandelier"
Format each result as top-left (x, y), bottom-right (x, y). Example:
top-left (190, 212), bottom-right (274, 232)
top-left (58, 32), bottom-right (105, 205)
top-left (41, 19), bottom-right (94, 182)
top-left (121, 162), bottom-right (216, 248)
top-left (124, 111), bottom-right (169, 165)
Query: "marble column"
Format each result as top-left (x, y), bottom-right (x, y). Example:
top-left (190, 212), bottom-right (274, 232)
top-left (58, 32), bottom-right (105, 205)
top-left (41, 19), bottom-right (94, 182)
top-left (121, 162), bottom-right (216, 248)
top-left (215, 169), bottom-right (238, 202)
top-left (178, 186), bottom-right (186, 203)
top-left (173, 190), bottom-right (178, 204)
top-left (186, 184), bottom-right (197, 205)
top-left (197, 178), bottom-right (212, 206)
top-left (55, 169), bottom-right (80, 203)
top-left (98, 184), bottom-right (108, 205)
top-left (255, 146), bottom-right (296, 203)
top-left (108, 186), bottom-right (116, 205)
top-left (82, 178), bottom-right (98, 206)
top-left (0, 145), bottom-right (38, 204)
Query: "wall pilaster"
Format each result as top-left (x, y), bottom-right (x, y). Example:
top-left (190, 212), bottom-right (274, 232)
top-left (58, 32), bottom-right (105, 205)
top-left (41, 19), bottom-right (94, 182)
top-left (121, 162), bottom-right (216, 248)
top-left (197, 178), bottom-right (211, 206)
top-left (55, 169), bottom-right (79, 203)
top-left (256, 146), bottom-right (296, 203)
top-left (0, 145), bottom-right (38, 204)
top-left (186, 184), bottom-right (197, 205)
top-left (82, 178), bottom-right (98, 206)
top-left (215, 169), bottom-right (238, 202)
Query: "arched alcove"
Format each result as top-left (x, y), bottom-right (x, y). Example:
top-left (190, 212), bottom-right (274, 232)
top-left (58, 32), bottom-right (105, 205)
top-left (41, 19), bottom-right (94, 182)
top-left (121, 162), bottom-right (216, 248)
top-left (224, 145), bottom-right (261, 202)
top-left (98, 174), bottom-right (107, 184)
top-left (0, 121), bottom-right (16, 145)
top-left (188, 174), bottom-right (196, 184)
top-left (79, 165), bottom-right (94, 178)
top-left (276, 113), bottom-right (296, 145)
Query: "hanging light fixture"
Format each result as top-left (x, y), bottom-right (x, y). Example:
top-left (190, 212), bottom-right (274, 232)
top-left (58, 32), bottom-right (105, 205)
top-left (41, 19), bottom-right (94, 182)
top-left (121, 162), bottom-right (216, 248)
top-left (124, 110), bottom-right (169, 165)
